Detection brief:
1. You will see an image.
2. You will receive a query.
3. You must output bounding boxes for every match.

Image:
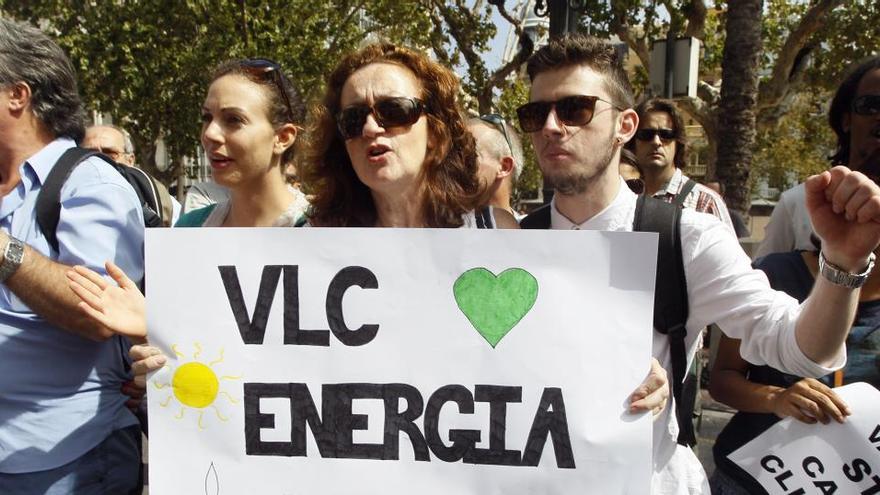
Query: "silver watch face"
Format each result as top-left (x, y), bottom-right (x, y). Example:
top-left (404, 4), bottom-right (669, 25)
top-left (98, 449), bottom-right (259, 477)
top-left (0, 237), bottom-right (24, 282)
top-left (6, 238), bottom-right (24, 263)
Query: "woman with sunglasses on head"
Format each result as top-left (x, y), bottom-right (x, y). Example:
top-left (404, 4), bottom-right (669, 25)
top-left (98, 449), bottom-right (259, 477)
top-left (64, 59), bottom-right (309, 338)
top-left (175, 59), bottom-right (309, 228)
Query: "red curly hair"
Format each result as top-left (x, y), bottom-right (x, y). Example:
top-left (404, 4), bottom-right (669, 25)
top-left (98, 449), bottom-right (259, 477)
top-left (299, 43), bottom-right (483, 227)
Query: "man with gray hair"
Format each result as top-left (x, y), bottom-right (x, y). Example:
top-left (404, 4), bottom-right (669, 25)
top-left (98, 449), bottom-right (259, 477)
top-left (0, 18), bottom-right (144, 493)
top-left (468, 114), bottom-right (524, 218)
top-left (82, 124), bottom-right (136, 166)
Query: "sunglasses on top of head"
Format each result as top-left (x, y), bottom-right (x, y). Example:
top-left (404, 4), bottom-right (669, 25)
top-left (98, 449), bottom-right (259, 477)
top-left (852, 95), bottom-right (880, 116)
top-left (516, 95), bottom-right (622, 133)
top-left (634, 128), bottom-right (677, 142)
top-left (238, 58), bottom-right (295, 122)
top-left (479, 113), bottom-right (514, 155)
top-left (336, 96), bottom-right (425, 140)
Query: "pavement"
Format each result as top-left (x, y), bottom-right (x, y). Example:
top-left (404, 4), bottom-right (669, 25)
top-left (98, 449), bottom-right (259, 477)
top-left (695, 389), bottom-right (736, 478)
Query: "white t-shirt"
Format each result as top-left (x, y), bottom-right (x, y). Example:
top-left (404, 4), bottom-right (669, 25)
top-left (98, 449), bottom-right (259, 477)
top-left (549, 179), bottom-right (842, 495)
top-left (753, 183), bottom-right (814, 259)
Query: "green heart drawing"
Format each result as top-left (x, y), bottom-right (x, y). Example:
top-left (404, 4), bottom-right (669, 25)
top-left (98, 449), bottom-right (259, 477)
top-left (453, 267), bottom-right (538, 348)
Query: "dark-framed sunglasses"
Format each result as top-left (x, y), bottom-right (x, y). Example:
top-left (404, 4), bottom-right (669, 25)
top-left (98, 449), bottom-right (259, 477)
top-left (479, 113), bottom-right (514, 155)
top-left (852, 95), bottom-right (880, 116)
top-left (336, 96), bottom-right (425, 140)
top-left (634, 128), bottom-right (676, 142)
top-left (516, 95), bottom-right (621, 133)
top-left (239, 58), bottom-right (295, 122)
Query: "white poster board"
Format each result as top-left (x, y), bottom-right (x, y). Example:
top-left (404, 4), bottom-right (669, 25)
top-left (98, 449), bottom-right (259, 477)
top-left (145, 228), bottom-right (657, 494)
top-left (730, 382), bottom-right (880, 494)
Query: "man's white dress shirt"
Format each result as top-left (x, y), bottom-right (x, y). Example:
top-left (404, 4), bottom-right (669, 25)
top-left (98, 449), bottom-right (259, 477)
top-left (550, 179), bottom-right (843, 495)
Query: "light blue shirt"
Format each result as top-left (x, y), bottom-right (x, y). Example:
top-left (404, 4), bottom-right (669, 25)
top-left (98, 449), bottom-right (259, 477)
top-left (0, 138), bottom-right (145, 473)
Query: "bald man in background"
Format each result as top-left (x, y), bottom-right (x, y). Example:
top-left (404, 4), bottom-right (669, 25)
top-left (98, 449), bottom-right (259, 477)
top-left (468, 115), bottom-right (524, 220)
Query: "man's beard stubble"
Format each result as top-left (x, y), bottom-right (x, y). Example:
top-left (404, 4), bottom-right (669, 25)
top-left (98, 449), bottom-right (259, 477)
top-left (543, 128), bottom-right (617, 196)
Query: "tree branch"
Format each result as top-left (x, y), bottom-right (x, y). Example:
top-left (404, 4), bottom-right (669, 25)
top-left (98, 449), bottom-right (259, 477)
top-left (426, 7), bottom-right (455, 69)
top-left (479, 33), bottom-right (534, 114)
top-left (682, 0), bottom-right (707, 39)
top-left (431, 0), bottom-right (483, 77)
top-left (697, 80), bottom-right (721, 107)
top-left (495, 0), bottom-right (525, 39)
top-left (326, 0), bottom-right (369, 55)
top-left (677, 96), bottom-right (715, 137)
top-left (609, 1), bottom-right (651, 71)
top-left (757, 0), bottom-right (843, 110)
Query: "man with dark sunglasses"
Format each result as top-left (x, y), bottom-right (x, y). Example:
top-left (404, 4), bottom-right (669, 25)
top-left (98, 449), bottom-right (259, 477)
top-left (467, 115), bottom-right (524, 218)
top-left (756, 55), bottom-right (880, 259)
top-left (519, 33), bottom-right (880, 495)
top-left (629, 98), bottom-right (734, 233)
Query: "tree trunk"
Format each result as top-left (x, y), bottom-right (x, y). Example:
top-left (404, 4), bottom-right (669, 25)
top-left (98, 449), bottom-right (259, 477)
top-left (715, 0), bottom-right (763, 216)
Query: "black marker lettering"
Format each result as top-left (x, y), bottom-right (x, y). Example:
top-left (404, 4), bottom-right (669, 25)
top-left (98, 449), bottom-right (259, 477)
top-left (845, 458), bottom-right (873, 483)
top-left (464, 385), bottom-right (522, 466)
top-left (326, 384), bottom-right (384, 460)
top-left (424, 385), bottom-right (479, 462)
top-left (220, 265), bottom-right (283, 345)
top-left (326, 266), bottom-right (379, 346)
top-left (521, 387), bottom-right (575, 468)
top-left (282, 265), bottom-right (330, 346)
top-left (383, 383), bottom-right (429, 461)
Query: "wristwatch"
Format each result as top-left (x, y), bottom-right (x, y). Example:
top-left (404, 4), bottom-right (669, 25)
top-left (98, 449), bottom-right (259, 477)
top-left (0, 236), bottom-right (25, 283)
top-left (818, 251), bottom-right (876, 289)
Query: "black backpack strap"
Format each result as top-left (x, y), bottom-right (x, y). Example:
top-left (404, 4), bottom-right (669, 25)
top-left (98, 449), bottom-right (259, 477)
top-left (475, 206), bottom-right (495, 229)
top-left (36, 148), bottom-right (112, 252)
top-left (633, 195), bottom-right (695, 446)
top-left (117, 166), bottom-right (162, 228)
top-left (673, 178), bottom-right (697, 208)
top-left (519, 204), bottom-right (551, 229)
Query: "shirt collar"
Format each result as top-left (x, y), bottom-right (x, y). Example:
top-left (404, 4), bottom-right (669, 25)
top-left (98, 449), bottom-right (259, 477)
top-left (550, 177), bottom-right (637, 231)
top-left (24, 138), bottom-right (77, 186)
top-left (654, 167), bottom-right (684, 198)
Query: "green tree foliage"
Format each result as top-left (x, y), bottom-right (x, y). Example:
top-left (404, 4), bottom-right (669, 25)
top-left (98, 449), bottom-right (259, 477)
top-left (580, 0), bottom-right (880, 206)
top-left (753, 90), bottom-right (834, 193)
top-left (0, 0), bottom-right (447, 184)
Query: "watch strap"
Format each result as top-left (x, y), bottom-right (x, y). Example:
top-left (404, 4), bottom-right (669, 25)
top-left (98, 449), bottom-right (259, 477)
top-left (818, 251), bottom-right (876, 289)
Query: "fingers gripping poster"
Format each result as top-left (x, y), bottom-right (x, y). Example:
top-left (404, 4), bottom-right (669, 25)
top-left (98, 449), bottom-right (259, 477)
top-left (145, 228), bottom-right (657, 494)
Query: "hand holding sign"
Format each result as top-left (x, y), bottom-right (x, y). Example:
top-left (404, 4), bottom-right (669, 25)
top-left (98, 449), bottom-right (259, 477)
top-left (769, 378), bottom-right (850, 424)
top-left (730, 382), bottom-right (880, 495)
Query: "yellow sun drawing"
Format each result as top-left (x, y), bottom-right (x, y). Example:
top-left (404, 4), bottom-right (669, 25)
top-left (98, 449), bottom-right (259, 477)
top-left (153, 343), bottom-right (241, 430)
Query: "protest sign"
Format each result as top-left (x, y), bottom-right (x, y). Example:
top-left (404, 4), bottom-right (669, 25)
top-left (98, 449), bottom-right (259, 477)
top-left (730, 382), bottom-right (880, 494)
top-left (145, 228), bottom-right (657, 494)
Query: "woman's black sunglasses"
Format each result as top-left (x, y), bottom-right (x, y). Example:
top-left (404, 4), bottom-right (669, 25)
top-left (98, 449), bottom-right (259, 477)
top-left (239, 58), bottom-right (295, 122)
top-left (516, 95), bottom-right (620, 133)
top-left (337, 97), bottom-right (425, 140)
